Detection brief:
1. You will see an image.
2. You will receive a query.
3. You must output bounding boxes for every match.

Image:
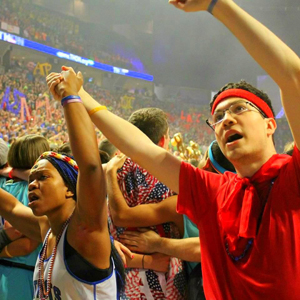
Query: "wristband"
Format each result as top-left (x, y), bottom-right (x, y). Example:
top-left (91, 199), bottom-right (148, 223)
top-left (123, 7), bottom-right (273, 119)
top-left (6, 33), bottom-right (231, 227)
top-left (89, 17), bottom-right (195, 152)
top-left (208, 0), bottom-right (218, 14)
top-left (0, 229), bottom-right (12, 253)
top-left (61, 95), bottom-right (81, 106)
top-left (8, 169), bottom-right (13, 179)
top-left (62, 99), bottom-right (83, 106)
top-left (88, 106), bottom-right (107, 116)
top-left (142, 254), bottom-right (145, 269)
top-left (3, 246), bottom-right (13, 258)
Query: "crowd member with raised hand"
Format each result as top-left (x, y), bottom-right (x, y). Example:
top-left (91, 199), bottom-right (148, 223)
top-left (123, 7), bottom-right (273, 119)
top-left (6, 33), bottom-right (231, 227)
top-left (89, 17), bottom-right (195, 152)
top-left (49, 0), bottom-right (300, 297)
top-left (0, 68), bottom-right (125, 299)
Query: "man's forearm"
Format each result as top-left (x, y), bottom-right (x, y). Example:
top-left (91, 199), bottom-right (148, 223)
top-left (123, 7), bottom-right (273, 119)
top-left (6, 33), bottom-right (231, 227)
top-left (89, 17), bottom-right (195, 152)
top-left (211, 0), bottom-right (300, 146)
top-left (156, 237), bottom-right (201, 262)
top-left (79, 88), bottom-right (156, 161)
top-left (213, 0), bottom-right (300, 89)
top-left (78, 88), bottom-right (181, 193)
top-left (107, 168), bottom-right (131, 226)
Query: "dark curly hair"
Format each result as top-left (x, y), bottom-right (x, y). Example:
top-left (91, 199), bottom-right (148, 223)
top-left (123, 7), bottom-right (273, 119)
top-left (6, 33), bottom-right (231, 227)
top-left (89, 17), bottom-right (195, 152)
top-left (210, 80), bottom-right (276, 145)
top-left (210, 80), bottom-right (275, 117)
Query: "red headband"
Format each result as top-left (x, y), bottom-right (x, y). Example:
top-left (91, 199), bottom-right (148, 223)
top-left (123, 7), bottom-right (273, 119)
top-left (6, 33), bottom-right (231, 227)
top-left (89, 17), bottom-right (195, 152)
top-left (211, 89), bottom-right (274, 118)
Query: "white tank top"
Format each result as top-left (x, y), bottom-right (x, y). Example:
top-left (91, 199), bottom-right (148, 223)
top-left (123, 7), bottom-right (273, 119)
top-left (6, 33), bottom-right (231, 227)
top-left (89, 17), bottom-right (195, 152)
top-left (33, 225), bottom-right (118, 299)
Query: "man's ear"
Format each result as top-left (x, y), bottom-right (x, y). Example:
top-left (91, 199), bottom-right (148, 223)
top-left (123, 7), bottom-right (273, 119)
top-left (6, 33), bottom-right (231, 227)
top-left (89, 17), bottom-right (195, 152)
top-left (266, 118), bottom-right (277, 137)
top-left (157, 136), bottom-right (165, 148)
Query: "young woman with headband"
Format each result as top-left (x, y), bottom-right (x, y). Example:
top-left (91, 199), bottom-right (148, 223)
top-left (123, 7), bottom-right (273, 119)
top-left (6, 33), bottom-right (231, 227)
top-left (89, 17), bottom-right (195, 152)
top-left (0, 69), bottom-right (124, 299)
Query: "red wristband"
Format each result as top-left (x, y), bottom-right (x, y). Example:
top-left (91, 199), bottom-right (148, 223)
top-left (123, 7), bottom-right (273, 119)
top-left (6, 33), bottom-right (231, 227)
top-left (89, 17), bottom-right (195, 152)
top-left (8, 169), bottom-right (13, 179)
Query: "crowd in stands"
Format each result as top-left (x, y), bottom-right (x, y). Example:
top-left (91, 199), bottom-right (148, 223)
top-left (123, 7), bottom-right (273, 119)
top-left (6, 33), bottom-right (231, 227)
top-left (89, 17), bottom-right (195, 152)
top-left (0, 0), bottom-right (292, 153)
top-left (0, 0), bottom-right (138, 71)
top-left (0, 0), bottom-right (299, 298)
top-left (0, 57), bottom-right (293, 158)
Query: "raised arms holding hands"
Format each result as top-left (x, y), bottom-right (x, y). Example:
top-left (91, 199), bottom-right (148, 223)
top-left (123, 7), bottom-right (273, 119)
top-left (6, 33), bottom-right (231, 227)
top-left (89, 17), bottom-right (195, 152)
top-left (47, 68), bottom-right (181, 193)
top-left (47, 67), bottom-right (111, 269)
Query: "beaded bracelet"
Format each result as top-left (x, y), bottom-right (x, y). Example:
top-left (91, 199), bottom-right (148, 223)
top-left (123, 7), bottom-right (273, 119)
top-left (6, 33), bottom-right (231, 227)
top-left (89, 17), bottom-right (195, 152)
top-left (88, 105), bottom-right (107, 116)
top-left (208, 0), bottom-right (218, 14)
top-left (61, 95), bottom-right (82, 106)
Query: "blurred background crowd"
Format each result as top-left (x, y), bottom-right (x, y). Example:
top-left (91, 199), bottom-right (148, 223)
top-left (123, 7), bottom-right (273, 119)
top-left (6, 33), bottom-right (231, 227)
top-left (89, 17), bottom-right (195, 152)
top-left (0, 0), bottom-right (294, 160)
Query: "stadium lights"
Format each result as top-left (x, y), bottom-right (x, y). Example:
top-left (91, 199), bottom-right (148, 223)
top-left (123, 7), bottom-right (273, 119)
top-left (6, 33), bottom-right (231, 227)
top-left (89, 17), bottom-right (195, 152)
top-left (0, 30), bottom-right (154, 82)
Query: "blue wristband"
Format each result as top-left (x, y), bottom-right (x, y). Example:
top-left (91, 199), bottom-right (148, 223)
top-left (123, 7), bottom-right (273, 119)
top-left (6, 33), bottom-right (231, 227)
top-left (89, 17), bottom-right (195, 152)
top-left (208, 0), bottom-right (218, 14)
top-left (61, 95), bottom-right (81, 106)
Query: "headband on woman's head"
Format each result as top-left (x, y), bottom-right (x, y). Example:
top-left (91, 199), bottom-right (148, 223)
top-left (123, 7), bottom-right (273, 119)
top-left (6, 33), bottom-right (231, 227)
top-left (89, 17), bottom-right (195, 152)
top-left (35, 151), bottom-right (78, 200)
top-left (36, 151), bottom-right (78, 170)
top-left (211, 89), bottom-right (274, 118)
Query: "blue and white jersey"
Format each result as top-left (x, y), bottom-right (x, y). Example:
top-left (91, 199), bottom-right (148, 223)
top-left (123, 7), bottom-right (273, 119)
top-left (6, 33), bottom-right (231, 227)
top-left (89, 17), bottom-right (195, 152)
top-left (33, 225), bottom-right (118, 299)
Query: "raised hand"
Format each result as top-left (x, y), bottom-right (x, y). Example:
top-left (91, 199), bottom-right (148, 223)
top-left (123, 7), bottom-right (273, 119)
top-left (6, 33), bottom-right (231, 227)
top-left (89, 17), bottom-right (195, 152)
top-left (57, 66), bottom-right (84, 98)
top-left (169, 0), bottom-right (213, 12)
top-left (46, 72), bottom-right (64, 101)
top-left (46, 66), bottom-right (83, 101)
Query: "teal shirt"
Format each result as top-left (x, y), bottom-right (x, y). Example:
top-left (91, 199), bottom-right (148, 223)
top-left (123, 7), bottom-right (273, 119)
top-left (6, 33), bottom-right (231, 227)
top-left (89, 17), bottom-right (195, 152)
top-left (183, 214), bottom-right (199, 274)
top-left (0, 177), bottom-right (41, 300)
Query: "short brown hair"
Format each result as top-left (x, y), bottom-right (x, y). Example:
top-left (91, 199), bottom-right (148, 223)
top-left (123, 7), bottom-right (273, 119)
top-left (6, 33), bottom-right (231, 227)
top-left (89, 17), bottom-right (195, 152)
top-left (8, 135), bottom-right (50, 169)
top-left (57, 142), bottom-right (72, 156)
top-left (128, 108), bottom-right (169, 145)
top-left (99, 139), bottom-right (117, 158)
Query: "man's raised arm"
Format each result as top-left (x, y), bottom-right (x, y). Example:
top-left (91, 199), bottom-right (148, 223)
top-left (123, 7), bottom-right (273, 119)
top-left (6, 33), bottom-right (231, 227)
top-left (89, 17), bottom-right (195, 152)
top-left (78, 87), bottom-right (181, 193)
top-left (170, 0), bottom-right (300, 147)
top-left (48, 68), bottom-right (181, 193)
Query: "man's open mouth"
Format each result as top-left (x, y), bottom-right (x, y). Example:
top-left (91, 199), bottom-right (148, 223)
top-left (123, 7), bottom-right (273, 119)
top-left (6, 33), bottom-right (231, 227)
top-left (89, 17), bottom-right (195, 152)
top-left (226, 133), bottom-right (243, 144)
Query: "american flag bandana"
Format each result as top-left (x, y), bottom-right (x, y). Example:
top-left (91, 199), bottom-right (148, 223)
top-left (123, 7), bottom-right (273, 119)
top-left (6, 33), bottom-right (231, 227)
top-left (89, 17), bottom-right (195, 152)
top-left (108, 158), bottom-right (187, 300)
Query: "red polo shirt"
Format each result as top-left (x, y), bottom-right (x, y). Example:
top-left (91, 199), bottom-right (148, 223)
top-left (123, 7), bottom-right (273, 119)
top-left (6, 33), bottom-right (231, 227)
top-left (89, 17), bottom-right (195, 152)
top-left (177, 146), bottom-right (300, 299)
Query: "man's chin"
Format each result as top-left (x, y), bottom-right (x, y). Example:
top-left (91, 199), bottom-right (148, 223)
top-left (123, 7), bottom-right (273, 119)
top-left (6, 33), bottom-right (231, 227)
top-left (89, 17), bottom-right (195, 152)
top-left (224, 148), bottom-right (245, 163)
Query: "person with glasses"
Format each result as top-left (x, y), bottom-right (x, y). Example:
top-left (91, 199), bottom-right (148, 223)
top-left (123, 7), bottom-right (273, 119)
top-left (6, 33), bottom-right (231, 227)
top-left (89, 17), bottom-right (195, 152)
top-left (48, 0), bottom-right (300, 298)
top-left (206, 98), bottom-right (267, 131)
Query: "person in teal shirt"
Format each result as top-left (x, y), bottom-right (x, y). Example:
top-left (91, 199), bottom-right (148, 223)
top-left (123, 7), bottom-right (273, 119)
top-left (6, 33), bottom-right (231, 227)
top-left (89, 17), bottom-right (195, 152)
top-left (0, 135), bottom-right (49, 300)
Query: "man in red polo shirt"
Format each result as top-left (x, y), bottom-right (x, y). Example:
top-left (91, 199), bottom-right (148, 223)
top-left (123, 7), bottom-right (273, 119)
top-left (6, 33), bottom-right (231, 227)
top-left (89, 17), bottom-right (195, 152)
top-left (48, 0), bottom-right (300, 298)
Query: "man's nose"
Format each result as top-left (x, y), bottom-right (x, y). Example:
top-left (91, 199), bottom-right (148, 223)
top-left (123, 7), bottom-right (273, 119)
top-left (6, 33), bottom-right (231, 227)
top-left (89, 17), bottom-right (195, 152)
top-left (221, 110), bottom-right (237, 127)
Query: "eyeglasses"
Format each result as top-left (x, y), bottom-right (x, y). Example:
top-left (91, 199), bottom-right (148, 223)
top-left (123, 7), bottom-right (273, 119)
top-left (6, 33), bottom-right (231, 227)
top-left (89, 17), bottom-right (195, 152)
top-left (206, 101), bottom-right (266, 131)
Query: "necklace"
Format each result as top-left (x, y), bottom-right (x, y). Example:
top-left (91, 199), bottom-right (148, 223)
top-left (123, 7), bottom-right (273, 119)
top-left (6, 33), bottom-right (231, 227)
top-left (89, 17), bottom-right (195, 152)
top-left (38, 213), bottom-right (73, 299)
